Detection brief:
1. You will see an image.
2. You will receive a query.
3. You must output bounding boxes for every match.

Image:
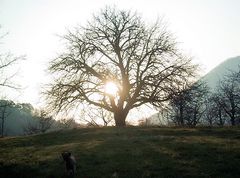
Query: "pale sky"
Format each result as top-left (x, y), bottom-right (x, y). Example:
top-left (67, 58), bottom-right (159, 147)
top-left (0, 0), bottom-right (240, 107)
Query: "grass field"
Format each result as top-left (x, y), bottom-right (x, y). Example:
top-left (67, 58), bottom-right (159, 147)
top-left (0, 127), bottom-right (240, 178)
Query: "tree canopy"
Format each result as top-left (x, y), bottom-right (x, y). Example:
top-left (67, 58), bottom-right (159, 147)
top-left (47, 7), bottom-right (196, 126)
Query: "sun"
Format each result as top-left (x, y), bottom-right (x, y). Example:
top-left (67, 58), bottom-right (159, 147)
top-left (104, 82), bottom-right (118, 96)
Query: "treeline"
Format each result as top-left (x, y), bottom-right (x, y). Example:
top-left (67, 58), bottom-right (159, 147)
top-left (165, 69), bottom-right (240, 127)
top-left (0, 101), bottom-right (80, 137)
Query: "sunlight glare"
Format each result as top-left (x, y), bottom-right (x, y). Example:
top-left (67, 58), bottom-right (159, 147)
top-left (105, 82), bottom-right (118, 96)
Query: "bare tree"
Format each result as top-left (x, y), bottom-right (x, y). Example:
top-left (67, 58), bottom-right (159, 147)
top-left (0, 27), bottom-right (24, 136)
top-left (168, 84), bottom-right (190, 126)
top-left (204, 93), bottom-right (226, 126)
top-left (185, 81), bottom-right (209, 126)
top-left (168, 80), bottom-right (209, 127)
top-left (0, 27), bottom-right (23, 90)
top-left (217, 70), bottom-right (240, 126)
top-left (79, 106), bottom-right (114, 127)
top-left (58, 117), bottom-right (79, 129)
top-left (23, 121), bottom-right (40, 135)
top-left (37, 110), bottom-right (54, 133)
top-left (24, 109), bottom-right (54, 134)
top-left (46, 7), bottom-right (196, 126)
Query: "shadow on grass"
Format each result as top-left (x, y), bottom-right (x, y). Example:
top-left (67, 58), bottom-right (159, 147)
top-left (0, 158), bottom-right (65, 178)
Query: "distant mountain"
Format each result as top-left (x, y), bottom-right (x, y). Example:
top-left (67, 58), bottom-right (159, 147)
top-left (202, 56), bottom-right (240, 89)
top-left (146, 56), bottom-right (240, 125)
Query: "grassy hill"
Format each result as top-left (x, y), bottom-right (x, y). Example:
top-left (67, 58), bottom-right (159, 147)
top-left (0, 127), bottom-right (240, 178)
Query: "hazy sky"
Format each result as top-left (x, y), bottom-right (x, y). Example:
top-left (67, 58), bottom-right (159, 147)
top-left (0, 0), bottom-right (240, 107)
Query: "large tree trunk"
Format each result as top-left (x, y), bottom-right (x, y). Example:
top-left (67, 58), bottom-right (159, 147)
top-left (1, 118), bottom-right (4, 138)
top-left (218, 109), bottom-right (223, 126)
top-left (1, 108), bottom-right (6, 138)
top-left (114, 110), bottom-right (128, 127)
top-left (179, 105), bottom-right (184, 126)
top-left (230, 116), bottom-right (235, 126)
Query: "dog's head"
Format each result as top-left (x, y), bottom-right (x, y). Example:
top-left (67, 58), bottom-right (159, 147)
top-left (61, 151), bottom-right (71, 161)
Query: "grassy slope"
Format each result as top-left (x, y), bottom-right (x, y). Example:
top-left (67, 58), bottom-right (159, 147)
top-left (0, 127), bottom-right (240, 178)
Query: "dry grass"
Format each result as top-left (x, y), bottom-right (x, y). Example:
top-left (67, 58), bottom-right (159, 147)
top-left (0, 127), bottom-right (240, 178)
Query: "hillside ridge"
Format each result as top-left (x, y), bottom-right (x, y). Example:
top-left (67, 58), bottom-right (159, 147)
top-left (203, 56), bottom-right (240, 89)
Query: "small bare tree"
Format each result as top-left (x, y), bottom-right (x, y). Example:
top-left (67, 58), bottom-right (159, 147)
top-left (59, 117), bottom-right (79, 129)
top-left (204, 93), bottom-right (226, 126)
top-left (80, 106), bottom-right (114, 127)
top-left (24, 109), bottom-right (54, 134)
top-left (168, 80), bottom-right (209, 127)
top-left (217, 70), bottom-right (240, 126)
top-left (37, 110), bottom-right (54, 133)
